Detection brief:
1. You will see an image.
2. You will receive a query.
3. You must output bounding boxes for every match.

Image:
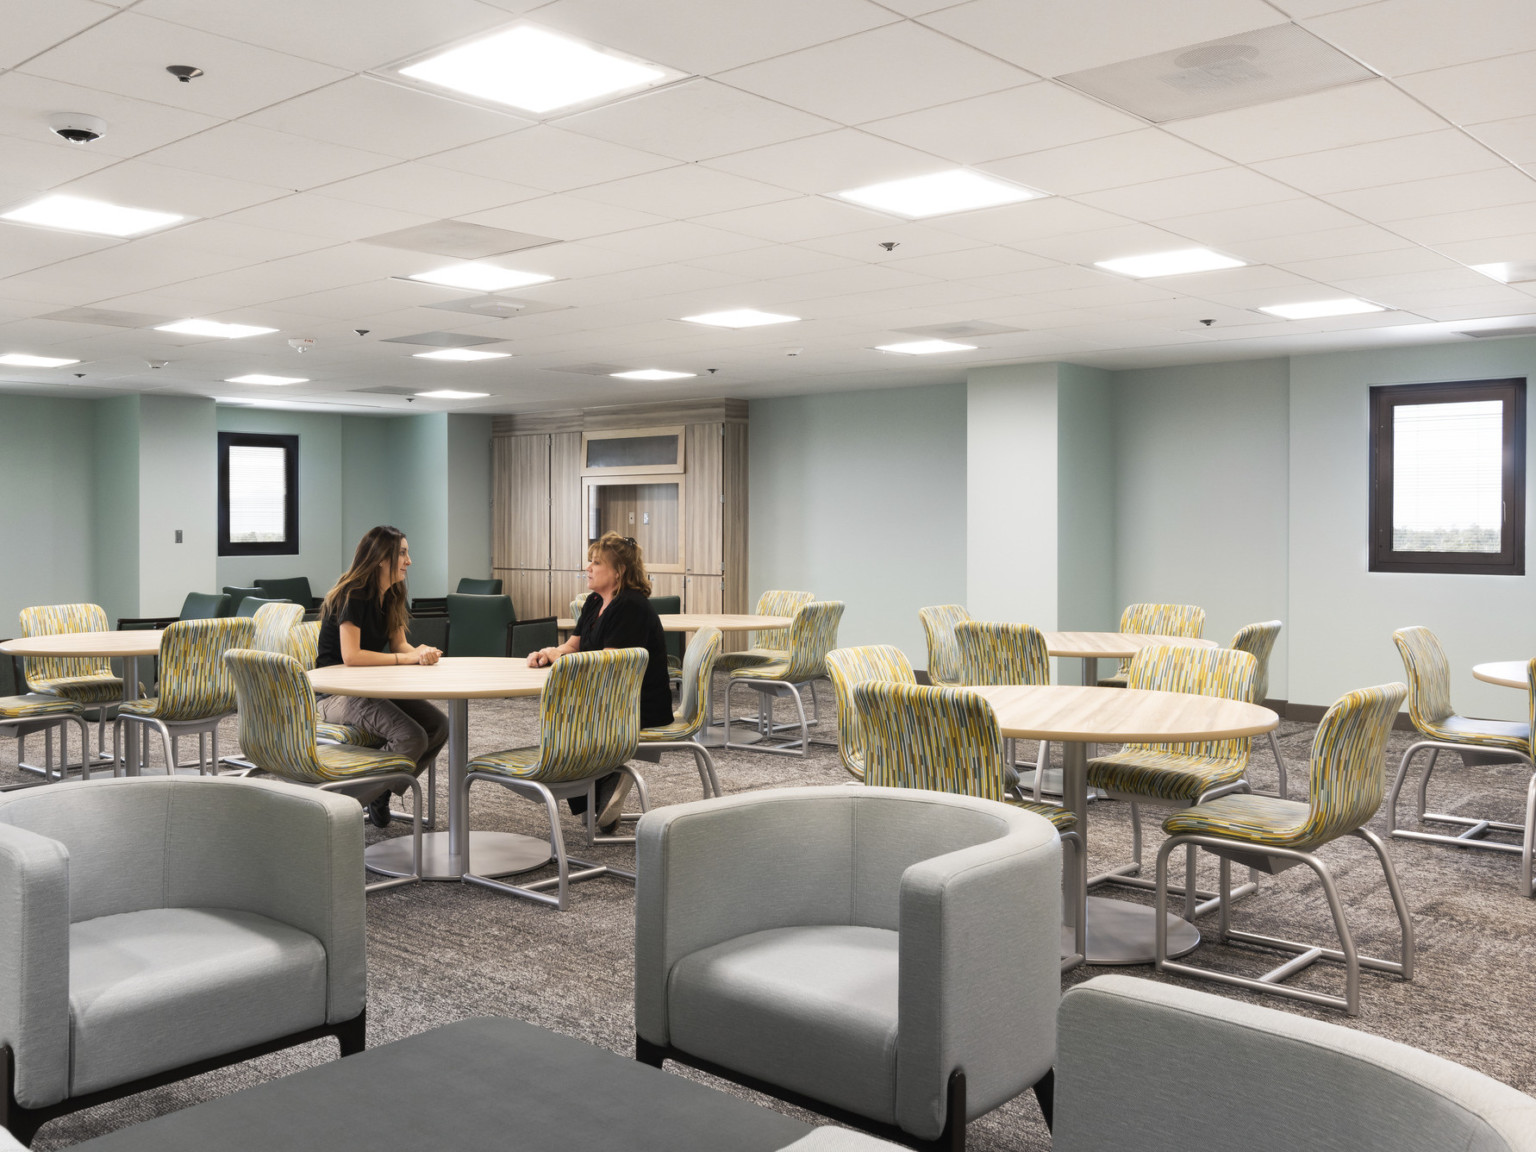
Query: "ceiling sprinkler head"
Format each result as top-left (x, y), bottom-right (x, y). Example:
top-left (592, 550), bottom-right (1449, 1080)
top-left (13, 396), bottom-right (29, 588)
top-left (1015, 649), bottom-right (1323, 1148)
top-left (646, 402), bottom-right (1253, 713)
top-left (878, 241), bottom-right (899, 251)
top-left (289, 337), bottom-right (315, 353)
top-left (166, 65), bottom-right (204, 83)
top-left (1200, 318), bottom-right (1216, 326)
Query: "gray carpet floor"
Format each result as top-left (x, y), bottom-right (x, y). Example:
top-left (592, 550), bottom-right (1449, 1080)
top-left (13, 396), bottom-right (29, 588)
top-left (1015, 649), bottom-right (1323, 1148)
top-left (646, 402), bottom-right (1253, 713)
top-left (4, 685), bottom-right (1535, 1150)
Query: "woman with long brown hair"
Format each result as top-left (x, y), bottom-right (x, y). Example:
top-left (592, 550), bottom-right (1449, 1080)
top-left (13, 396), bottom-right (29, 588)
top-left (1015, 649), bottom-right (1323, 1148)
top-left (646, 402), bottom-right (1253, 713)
top-left (316, 525), bottom-right (447, 827)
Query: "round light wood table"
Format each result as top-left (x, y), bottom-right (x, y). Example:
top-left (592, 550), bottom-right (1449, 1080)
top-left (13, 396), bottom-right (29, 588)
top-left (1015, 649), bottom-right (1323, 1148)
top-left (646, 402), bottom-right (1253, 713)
top-left (971, 683), bottom-right (1278, 966)
top-left (0, 630), bottom-right (164, 775)
top-left (308, 658), bottom-right (549, 882)
top-left (1043, 632), bottom-right (1217, 686)
top-left (1473, 661), bottom-right (1531, 690)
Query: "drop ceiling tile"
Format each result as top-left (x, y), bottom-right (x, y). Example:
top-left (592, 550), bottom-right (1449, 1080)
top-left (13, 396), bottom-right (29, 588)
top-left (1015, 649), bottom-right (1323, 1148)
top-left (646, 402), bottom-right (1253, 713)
top-left (981, 130), bottom-right (1228, 196)
top-left (582, 221), bottom-right (764, 262)
top-left (1078, 166), bottom-right (1297, 219)
top-left (573, 165), bottom-right (798, 218)
top-left (221, 193), bottom-right (436, 241)
top-left (917, 0), bottom-right (1280, 76)
top-left (1389, 202), bottom-right (1536, 245)
top-left (702, 130), bottom-right (943, 195)
top-left (1236, 224), bottom-right (1420, 263)
top-left (461, 195), bottom-right (671, 241)
top-left (716, 22), bottom-right (1032, 126)
top-left (860, 82), bottom-right (1145, 166)
top-left (317, 163), bottom-right (544, 218)
top-left (882, 246), bottom-right (1057, 280)
top-left (145, 122), bottom-right (397, 191)
top-left (1164, 80), bottom-right (1448, 163)
top-left (1265, 0), bottom-right (1379, 16)
top-left (682, 245), bottom-right (859, 280)
top-left (554, 79), bottom-right (837, 163)
top-left (793, 222), bottom-right (991, 261)
top-left (0, 0), bottom-right (116, 69)
top-left (1397, 51), bottom-right (1536, 125)
top-left (249, 280), bottom-right (455, 321)
top-left (1418, 300), bottom-right (1536, 320)
top-left (498, 241), bottom-right (668, 280)
top-left (694, 197), bottom-right (891, 243)
top-left (58, 159), bottom-right (289, 218)
top-left (135, 0), bottom-right (512, 72)
top-left (1154, 264), bottom-right (1321, 296)
top-left (1158, 197), bottom-right (1361, 245)
top-left (1303, 0), bottom-right (1536, 77)
top-left (1280, 247), bottom-right (1462, 282)
top-left (19, 13), bottom-right (349, 120)
top-left (531, 0), bottom-right (897, 75)
top-left (756, 264), bottom-right (938, 303)
top-left (0, 238), bottom-right (255, 303)
top-left (1010, 223), bottom-right (1206, 265)
top-left (1252, 130), bottom-right (1507, 194)
top-left (520, 264), bottom-right (748, 308)
top-left (923, 198), bottom-right (1133, 244)
top-left (0, 73), bottom-right (222, 161)
top-left (430, 126), bottom-right (677, 193)
top-left (956, 264), bottom-right (1124, 297)
top-left (1323, 169), bottom-right (1536, 223)
top-left (1433, 233), bottom-right (1536, 264)
top-left (0, 134), bottom-right (119, 200)
top-left (1332, 267), bottom-right (1514, 296)
top-left (1465, 115), bottom-right (1536, 165)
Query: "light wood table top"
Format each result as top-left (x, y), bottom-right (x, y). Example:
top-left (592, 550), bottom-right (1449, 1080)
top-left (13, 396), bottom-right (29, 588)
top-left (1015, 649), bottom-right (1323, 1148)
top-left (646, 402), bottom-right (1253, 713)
top-left (971, 684), bottom-right (1277, 743)
top-left (1043, 632), bottom-right (1217, 659)
top-left (309, 657), bottom-right (549, 700)
top-left (556, 613), bottom-right (792, 633)
top-left (0, 630), bottom-right (164, 658)
top-left (1473, 661), bottom-right (1531, 690)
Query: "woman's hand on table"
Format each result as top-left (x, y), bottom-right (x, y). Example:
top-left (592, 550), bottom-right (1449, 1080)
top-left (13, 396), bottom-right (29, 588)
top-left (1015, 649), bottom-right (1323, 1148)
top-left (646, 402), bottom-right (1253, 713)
top-left (527, 647), bottom-right (557, 668)
top-left (412, 645), bottom-right (442, 666)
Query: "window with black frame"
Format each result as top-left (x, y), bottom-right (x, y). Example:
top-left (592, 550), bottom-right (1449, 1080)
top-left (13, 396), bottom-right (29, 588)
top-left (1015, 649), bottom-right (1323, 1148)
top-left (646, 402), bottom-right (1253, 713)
top-left (218, 431), bottom-right (299, 557)
top-left (1369, 378), bottom-right (1525, 575)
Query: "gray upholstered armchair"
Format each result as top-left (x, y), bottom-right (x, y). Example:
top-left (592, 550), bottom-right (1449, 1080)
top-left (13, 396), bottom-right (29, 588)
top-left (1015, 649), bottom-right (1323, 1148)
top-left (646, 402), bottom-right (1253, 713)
top-left (0, 776), bottom-right (367, 1144)
top-left (634, 787), bottom-right (1062, 1151)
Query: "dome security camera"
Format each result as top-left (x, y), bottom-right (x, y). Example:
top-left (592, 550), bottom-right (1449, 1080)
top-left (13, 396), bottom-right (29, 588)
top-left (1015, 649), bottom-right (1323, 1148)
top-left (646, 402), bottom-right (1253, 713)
top-left (49, 113), bottom-right (105, 144)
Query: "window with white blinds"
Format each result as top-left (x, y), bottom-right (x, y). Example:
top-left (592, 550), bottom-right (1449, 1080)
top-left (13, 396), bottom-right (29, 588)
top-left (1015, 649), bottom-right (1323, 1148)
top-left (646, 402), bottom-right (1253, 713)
top-left (218, 432), bottom-right (298, 556)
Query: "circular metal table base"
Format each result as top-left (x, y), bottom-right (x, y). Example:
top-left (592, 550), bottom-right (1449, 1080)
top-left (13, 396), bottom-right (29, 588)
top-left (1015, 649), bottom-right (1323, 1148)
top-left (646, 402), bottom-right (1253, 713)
top-left (365, 830), bottom-right (553, 882)
top-left (695, 723), bottom-right (763, 748)
top-left (1066, 896), bottom-right (1201, 966)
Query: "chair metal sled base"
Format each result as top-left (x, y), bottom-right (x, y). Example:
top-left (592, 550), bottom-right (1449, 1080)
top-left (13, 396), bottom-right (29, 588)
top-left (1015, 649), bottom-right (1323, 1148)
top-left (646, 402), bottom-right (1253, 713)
top-left (1, 1011), bottom-right (366, 1146)
top-left (635, 1035), bottom-right (1051, 1151)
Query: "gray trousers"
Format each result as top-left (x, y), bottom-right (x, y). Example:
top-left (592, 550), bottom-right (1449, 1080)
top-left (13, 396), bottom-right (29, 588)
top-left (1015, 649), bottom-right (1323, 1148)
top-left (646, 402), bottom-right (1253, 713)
top-left (317, 694), bottom-right (449, 786)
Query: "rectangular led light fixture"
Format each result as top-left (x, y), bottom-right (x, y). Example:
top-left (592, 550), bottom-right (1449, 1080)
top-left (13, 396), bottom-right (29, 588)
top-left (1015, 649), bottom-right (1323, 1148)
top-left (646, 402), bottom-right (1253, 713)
top-left (1, 193), bottom-right (184, 237)
top-left (1258, 298), bottom-right (1384, 319)
top-left (0, 353), bottom-right (80, 367)
top-left (876, 339), bottom-right (977, 355)
top-left (1471, 262), bottom-right (1536, 284)
top-left (1095, 248), bottom-right (1246, 277)
top-left (680, 309), bottom-right (800, 328)
top-left (611, 369), bottom-right (697, 380)
top-left (156, 319), bottom-right (277, 339)
top-left (412, 348), bottom-right (510, 361)
top-left (398, 25), bottom-right (680, 114)
top-left (225, 374), bottom-right (307, 385)
top-left (836, 170), bottom-right (1043, 219)
top-left (416, 389), bottom-right (490, 398)
top-left (407, 264), bottom-right (554, 292)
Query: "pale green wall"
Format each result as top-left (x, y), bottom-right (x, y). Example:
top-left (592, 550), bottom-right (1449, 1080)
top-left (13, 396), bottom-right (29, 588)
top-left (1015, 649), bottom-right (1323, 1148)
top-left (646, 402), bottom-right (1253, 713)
top-left (1112, 358), bottom-right (1291, 698)
top-left (139, 396), bottom-right (217, 617)
top-left (91, 396), bottom-right (140, 625)
top-left (748, 384), bottom-right (966, 664)
top-left (0, 395), bottom-right (96, 632)
top-left (447, 414), bottom-right (494, 587)
top-left (386, 414), bottom-right (450, 598)
top-left (1057, 363), bottom-right (1116, 637)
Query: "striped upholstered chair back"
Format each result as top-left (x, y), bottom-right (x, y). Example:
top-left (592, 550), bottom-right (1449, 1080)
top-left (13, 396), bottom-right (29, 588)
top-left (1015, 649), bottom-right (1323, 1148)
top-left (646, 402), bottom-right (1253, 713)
top-left (641, 627), bottom-right (722, 741)
top-left (290, 621), bottom-right (321, 669)
top-left (753, 590), bottom-right (813, 652)
top-left (225, 648), bottom-right (330, 783)
top-left (1291, 681), bottom-right (1408, 846)
top-left (778, 601), bottom-right (845, 682)
top-left (570, 596), bottom-right (589, 622)
top-left (524, 648), bottom-right (647, 783)
top-left (918, 604), bottom-right (971, 687)
top-left (1392, 626), bottom-right (1455, 731)
top-left (18, 603), bottom-right (114, 691)
top-left (955, 620), bottom-right (1050, 687)
top-left (252, 602), bottom-right (305, 657)
top-left (1229, 620), bottom-right (1282, 704)
top-left (854, 681), bottom-right (1007, 800)
top-left (1124, 645), bottom-right (1258, 763)
top-left (1110, 602), bottom-right (1206, 681)
top-left (826, 645), bottom-right (917, 781)
top-left (150, 617), bottom-right (254, 721)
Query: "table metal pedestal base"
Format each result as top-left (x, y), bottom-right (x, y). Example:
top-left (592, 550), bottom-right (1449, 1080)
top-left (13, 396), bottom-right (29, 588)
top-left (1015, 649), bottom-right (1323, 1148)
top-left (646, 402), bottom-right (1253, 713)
top-left (1067, 895), bottom-right (1199, 965)
top-left (366, 830), bottom-right (552, 882)
top-left (695, 722), bottom-right (762, 748)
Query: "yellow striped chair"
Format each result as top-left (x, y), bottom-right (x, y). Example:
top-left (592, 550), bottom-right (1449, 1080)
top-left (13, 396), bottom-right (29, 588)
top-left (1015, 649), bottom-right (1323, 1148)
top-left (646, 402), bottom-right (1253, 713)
top-left (1230, 620), bottom-right (1290, 798)
top-left (852, 679), bottom-right (1086, 969)
top-left (0, 693), bottom-right (91, 784)
top-left (252, 601), bottom-right (304, 657)
top-left (714, 588), bottom-right (812, 670)
top-left (224, 647), bottom-right (422, 891)
top-left (724, 601), bottom-right (843, 756)
top-left (19, 602), bottom-right (130, 767)
top-left (1154, 682), bottom-right (1414, 1016)
top-left (825, 644), bottom-right (917, 782)
top-left (637, 626), bottom-right (724, 801)
top-left (954, 620), bottom-right (1057, 800)
top-left (115, 618), bottom-right (254, 776)
top-left (290, 620), bottom-right (321, 670)
top-left (1387, 627), bottom-right (1534, 891)
top-left (1098, 602), bottom-right (1206, 687)
top-left (917, 604), bottom-right (971, 688)
top-left (1087, 645), bottom-right (1258, 918)
top-left (464, 647), bottom-right (647, 909)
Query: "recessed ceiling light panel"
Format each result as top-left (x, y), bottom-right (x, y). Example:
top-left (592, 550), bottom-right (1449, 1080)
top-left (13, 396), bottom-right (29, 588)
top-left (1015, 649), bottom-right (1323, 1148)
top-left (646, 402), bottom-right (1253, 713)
top-left (1095, 248), bottom-right (1245, 278)
top-left (225, 374), bottom-right (307, 385)
top-left (156, 319), bottom-right (277, 339)
top-left (836, 170), bottom-right (1043, 218)
top-left (1472, 262), bottom-right (1536, 285)
top-left (412, 348), bottom-right (511, 361)
top-left (679, 309), bottom-right (800, 328)
top-left (875, 339), bottom-right (977, 354)
top-left (406, 264), bottom-right (554, 292)
top-left (397, 24), bottom-right (684, 114)
top-left (611, 369), bottom-right (698, 380)
top-left (416, 389), bottom-right (490, 398)
top-left (1, 193), bottom-right (184, 237)
top-left (1258, 298), bottom-right (1384, 319)
top-left (0, 353), bottom-right (80, 367)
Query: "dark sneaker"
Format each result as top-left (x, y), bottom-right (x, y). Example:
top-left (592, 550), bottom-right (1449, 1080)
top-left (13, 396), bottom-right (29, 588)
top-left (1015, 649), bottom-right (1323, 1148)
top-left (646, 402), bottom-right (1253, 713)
top-left (597, 772), bottom-right (634, 834)
top-left (367, 791), bottom-right (394, 828)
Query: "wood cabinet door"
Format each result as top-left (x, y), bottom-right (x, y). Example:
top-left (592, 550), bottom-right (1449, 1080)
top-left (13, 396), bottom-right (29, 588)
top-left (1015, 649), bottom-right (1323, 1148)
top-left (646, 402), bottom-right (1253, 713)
top-left (493, 435), bottom-right (549, 570)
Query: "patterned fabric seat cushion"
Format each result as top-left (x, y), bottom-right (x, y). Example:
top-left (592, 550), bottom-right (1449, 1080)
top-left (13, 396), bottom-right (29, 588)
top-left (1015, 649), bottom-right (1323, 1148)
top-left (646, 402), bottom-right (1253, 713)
top-left (1420, 713), bottom-right (1530, 752)
top-left (117, 696), bottom-right (161, 718)
top-left (1088, 748), bottom-right (1248, 802)
top-left (0, 694), bottom-right (83, 719)
top-left (467, 746), bottom-right (541, 778)
top-left (315, 722), bottom-right (386, 748)
top-left (730, 657), bottom-right (793, 681)
top-left (312, 743), bottom-right (415, 781)
top-left (1162, 794), bottom-right (1313, 847)
top-left (1006, 797), bottom-right (1077, 831)
top-left (35, 675), bottom-right (125, 705)
top-left (639, 718), bottom-right (699, 741)
top-left (715, 648), bottom-right (777, 672)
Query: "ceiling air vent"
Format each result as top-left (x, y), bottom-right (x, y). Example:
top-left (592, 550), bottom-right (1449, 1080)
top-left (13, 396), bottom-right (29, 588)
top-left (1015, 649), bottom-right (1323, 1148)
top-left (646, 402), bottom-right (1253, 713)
top-left (1058, 23), bottom-right (1375, 123)
top-left (892, 321), bottom-right (1025, 339)
top-left (380, 331), bottom-right (505, 347)
top-left (1457, 326), bottom-right (1536, 339)
top-left (361, 221), bottom-right (559, 259)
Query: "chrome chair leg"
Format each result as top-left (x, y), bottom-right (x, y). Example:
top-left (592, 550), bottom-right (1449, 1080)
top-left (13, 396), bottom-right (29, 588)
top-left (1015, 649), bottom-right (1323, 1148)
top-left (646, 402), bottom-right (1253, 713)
top-left (1266, 728), bottom-right (1289, 799)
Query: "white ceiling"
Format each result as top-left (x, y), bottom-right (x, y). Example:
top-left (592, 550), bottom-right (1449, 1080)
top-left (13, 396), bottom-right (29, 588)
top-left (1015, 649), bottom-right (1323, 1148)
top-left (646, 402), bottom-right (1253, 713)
top-left (2, 0), bottom-right (1536, 414)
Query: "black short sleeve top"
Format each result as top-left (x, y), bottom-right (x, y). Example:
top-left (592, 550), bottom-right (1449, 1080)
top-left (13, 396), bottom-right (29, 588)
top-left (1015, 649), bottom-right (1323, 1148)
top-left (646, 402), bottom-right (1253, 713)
top-left (316, 594), bottom-right (391, 669)
top-left (574, 589), bottom-right (673, 730)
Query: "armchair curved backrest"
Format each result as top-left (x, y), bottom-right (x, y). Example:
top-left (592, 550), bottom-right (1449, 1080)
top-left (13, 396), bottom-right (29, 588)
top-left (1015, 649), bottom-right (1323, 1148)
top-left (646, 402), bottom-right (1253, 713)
top-left (155, 617), bottom-right (254, 721)
top-left (290, 621), bottom-right (321, 670)
top-left (447, 593), bottom-right (515, 658)
top-left (1292, 681), bottom-right (1408, 847)
top-left (1114, 602), bottom-right (1205, 679)
top-left (855, 680), bottom-right (1006, 799)
top-left (1229, 620), bottom-right (1281, 704)
top-left (1124, 645), bottom-right (1257, 763)
top-left (252, 602), bottom-right (304, 656)
top-left (662, 626), bottom-right (722, 738)
top-left (776, 601), bottom-right (845, 682)
top-left (917, 604), bottom-right (970, 687)
top-left (179, 592), bottom-right (231, 620)
top-left (456, 577), bottom-right (502, 595)
top-left (570, 595), bottom-right (589, 621)
top-left (225, 648), bottom-right (332, 783)
top-left (526, 648), bottom-right (646, 782)
top-left (825, 645), bottom-right (916, 781)
top-left (18, 603), bottom-right (111, 686)
top-left (1392, 626), bottom-right (1454, 729)
top-left (753, 590), bottom-right (813, 652)
top-left (955, 620), bottom-right (1050, 687)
